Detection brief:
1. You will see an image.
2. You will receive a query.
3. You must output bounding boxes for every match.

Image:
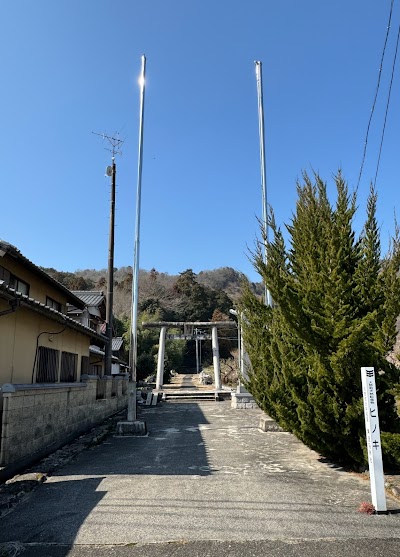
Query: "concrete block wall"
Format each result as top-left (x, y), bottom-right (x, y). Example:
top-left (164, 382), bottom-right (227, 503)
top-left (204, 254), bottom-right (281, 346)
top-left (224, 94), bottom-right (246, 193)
top-left (231, 392), bottom-right (259, 409)
top-left (0, 375), bottom-right (128, 475)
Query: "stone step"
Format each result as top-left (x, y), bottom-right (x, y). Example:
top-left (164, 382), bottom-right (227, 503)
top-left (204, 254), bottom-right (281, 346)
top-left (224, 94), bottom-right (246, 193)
top-left (162, 389), bottom-right (220, 401)
top-left (165, 394), bottom-right (217, 401)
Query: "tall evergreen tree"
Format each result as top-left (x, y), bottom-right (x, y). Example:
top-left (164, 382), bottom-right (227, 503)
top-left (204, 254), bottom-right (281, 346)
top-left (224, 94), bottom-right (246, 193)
top-left (239, 172), bottom-right (400, 467)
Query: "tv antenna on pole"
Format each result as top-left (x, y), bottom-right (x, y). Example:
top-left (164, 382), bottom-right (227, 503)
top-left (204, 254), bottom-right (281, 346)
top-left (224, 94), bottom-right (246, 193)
top-left (92, 131), bottom-right (125, 375)
top-left (92, 131), bottom-right (124, 158)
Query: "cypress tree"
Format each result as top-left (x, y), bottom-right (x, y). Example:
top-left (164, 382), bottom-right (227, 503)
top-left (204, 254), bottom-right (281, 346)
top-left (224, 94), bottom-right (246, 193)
top-left (239, 172), bottom-right (400, 467)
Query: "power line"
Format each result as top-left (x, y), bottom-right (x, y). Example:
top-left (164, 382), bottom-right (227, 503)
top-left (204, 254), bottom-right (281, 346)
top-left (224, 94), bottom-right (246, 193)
top-left (373, 22), bottom-right (400, 187)
top-left (357, 0), bottom-right (394, 190)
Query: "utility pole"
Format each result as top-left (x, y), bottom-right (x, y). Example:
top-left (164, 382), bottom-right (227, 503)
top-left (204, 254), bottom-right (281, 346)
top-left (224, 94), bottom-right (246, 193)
top-left (93, 132), bottom-right (123, 375)
top-left (105, 157), bottom-right (116, 375)
top-left (255, 61), bottom-right (272, 307)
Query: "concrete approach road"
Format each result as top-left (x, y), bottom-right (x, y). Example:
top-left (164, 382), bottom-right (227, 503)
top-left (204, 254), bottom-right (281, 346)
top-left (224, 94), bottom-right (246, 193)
top-left (0, 400), bottom-right (399, 557)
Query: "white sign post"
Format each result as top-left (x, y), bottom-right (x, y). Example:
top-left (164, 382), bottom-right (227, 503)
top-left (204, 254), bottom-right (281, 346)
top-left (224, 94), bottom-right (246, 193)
top-left (361, 367), bottom-right (387, 513)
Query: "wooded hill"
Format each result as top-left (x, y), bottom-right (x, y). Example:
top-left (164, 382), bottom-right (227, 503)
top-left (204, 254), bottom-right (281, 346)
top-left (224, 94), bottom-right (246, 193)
top-left (41, 265), bottom-right (262, 322)
top-left (40, 266), bottom-right (261, 377)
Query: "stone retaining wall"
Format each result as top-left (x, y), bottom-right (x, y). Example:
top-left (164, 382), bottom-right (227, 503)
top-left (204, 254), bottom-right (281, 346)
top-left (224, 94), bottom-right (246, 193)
top-left (0, 375), bottom-right (128, 478)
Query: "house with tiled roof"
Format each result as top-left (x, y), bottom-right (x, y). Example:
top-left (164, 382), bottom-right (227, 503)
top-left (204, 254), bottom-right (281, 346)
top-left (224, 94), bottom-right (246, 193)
top-left (68, 290), bottom-right (108, 375)
top-left (67, 290), bottom-right (106, 334)
top-left (111, 336), bottom-right (128, 374)
top-left (68, 292), bottom-right (129, 376)
top-left (0, 240), bottom-right (128, 477)
top-left (0, 240), bottom-right (107, 385)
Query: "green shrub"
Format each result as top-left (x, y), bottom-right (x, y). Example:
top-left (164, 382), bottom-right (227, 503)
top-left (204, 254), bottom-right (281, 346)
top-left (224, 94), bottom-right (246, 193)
top-left (136, 352), bottom-right (155, 381)
top-left (381, 432), bottom-right (400, 467)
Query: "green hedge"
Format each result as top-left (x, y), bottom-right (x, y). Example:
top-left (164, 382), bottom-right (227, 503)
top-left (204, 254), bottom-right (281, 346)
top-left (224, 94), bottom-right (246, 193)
top-left (381, 432), bottom-right (400, 467)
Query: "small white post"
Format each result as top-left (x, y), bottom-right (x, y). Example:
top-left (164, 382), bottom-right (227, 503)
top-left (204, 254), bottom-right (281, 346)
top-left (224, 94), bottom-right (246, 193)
top-left (361, 367), bottom-right (387, 513)
top-left (156, 326), bottom-right (167, 390)
top-left (212, 326), bottom-right (221, 390)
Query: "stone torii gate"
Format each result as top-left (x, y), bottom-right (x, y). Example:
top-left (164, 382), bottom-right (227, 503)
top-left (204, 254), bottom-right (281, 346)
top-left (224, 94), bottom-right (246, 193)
top-left (141, 321), bottom-right (236, 391)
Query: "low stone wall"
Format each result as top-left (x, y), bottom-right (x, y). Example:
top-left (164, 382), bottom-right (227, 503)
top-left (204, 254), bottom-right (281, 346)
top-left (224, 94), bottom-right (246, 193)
top-left (0, 375), bottom-right (128, 479)
top-left (231, 391), bottom-right (259, 409)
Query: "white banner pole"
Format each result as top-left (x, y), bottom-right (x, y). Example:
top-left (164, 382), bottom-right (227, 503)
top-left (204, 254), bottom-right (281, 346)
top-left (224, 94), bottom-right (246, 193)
top-left (361, 366), bottom-right (387, 513)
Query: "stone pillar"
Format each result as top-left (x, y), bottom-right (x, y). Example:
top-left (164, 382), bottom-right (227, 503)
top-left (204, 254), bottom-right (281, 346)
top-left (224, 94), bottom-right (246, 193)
top-left (156, 326), bottom-right (167, 390)
top-left (0, 384), bottom-right (16, 467)
top-left (231, 331), bottom-right (259, 408)
top-left (212, 326), bottom-right (221, 390)
top-left (237, 328), bottom-right (251, 393)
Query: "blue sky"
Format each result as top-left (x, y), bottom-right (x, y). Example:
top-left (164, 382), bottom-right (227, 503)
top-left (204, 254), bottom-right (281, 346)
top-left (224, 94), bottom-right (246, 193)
top-left (1, 1), bottom-right (400, 283)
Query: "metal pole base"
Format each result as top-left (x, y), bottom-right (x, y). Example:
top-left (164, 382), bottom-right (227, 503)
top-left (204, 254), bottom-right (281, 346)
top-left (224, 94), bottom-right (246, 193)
top-left (116, 380), bottom-right (147, 435)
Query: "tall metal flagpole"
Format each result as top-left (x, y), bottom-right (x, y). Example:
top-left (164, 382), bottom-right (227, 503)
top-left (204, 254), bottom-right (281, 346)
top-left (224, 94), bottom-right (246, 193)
top-left (129, 54), bottom-right (146, 422)
top-left (255, 61), bottom-right (272, 307)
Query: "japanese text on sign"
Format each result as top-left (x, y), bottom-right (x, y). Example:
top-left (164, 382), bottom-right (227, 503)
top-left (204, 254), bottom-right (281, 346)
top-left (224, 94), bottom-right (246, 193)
top-left (361, 367), bottom-right (386, 513)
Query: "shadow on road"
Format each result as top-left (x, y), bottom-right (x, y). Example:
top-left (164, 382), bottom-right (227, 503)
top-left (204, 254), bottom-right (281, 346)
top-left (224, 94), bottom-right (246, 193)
top-left (0, 402), bottom-right (213, 556)
top-left (55, 402), bottom-right (213, 477)
top-left (0, 477), bottom-right (106, 556)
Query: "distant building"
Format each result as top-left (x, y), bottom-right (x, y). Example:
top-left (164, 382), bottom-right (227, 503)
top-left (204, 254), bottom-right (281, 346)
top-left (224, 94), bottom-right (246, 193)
top-left (68, 291), bottom-right (128, 376)
top-left (112, 336), bottom-right (128, 375)
top-left (67, 291), bottom-right (106, 334)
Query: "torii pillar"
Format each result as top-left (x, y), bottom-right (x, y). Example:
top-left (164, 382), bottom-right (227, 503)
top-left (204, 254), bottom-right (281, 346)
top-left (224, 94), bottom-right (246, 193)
top-left (212, 326), bottom-right (222, 390)
top-left (156, 326), bottom-right (167, 390)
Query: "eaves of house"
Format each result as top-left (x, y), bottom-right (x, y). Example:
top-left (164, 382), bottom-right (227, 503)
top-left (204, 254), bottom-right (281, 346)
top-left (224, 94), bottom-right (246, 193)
top-left (71, 291), bottom-right (105, 307)
top-left (0, 240), bottom-right (86, 310)
top-left (0, 280), bottom-right (107, 344)
top-left (89, 345), bottom-right (118, 362)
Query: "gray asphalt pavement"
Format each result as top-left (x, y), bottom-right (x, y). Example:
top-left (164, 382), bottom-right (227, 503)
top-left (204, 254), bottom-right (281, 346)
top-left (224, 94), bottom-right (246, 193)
top-left (3, 539), bottom-right (400, 557)
top-left (0, 400), bottom-right (399, 557)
